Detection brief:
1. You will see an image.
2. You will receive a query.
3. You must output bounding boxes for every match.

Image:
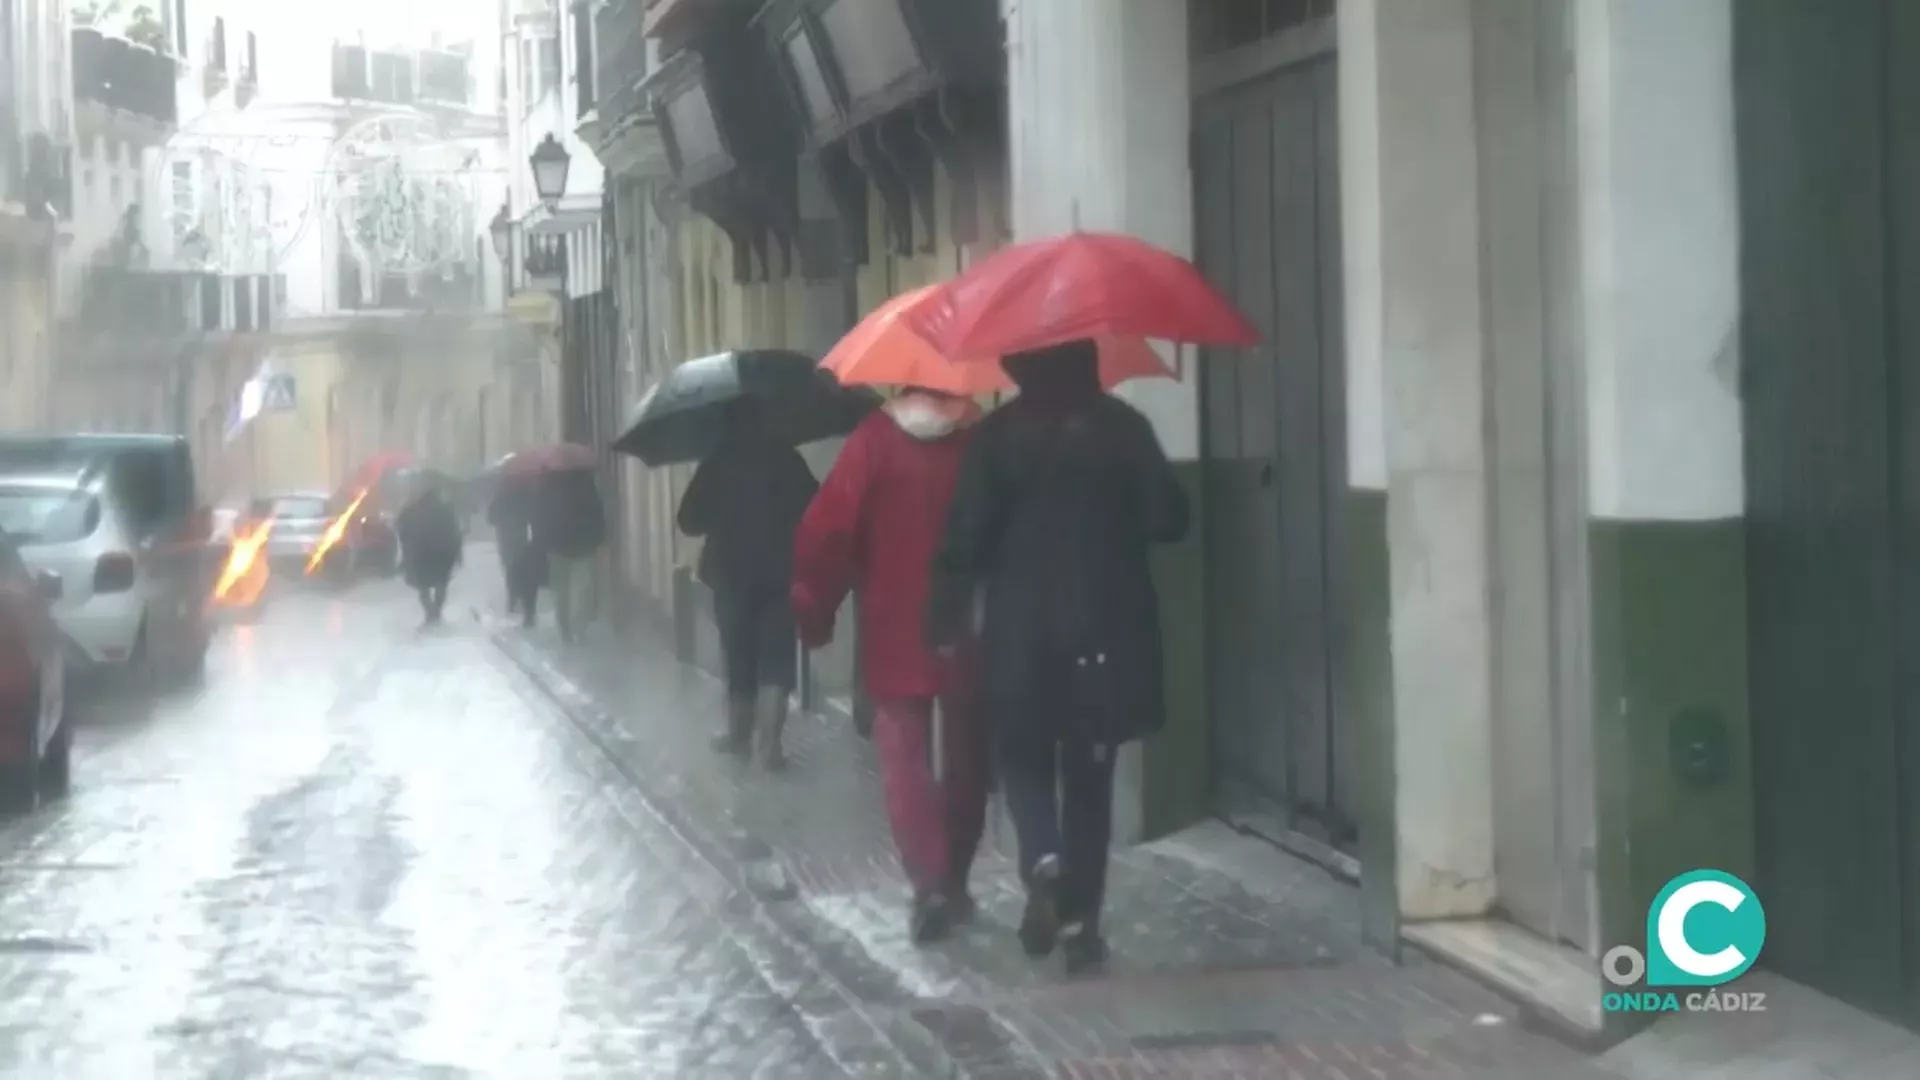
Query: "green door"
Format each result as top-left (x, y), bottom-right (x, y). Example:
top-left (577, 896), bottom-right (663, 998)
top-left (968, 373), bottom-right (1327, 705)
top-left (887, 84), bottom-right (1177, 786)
top-left (1737, 0), bottom-right (1920, 1021)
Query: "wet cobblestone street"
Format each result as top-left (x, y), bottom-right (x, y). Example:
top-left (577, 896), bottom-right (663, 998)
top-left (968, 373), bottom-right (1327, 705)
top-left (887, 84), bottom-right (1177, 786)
top-left (0, 572), bottom-right (885, 1079)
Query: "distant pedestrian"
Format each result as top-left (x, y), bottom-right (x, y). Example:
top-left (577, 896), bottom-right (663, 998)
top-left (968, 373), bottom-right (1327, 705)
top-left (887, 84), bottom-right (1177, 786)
top-left (925, 341), bottom-right (1189, 973)
top-left (395, 484), bottom-right (464, 625)
top-left (677, 398), bottom-right (819, 769)
top-left (488, 481), bottom-right (545, 627)
top-left (791, 388), bottom-right (987, 943)
top-left (532, 467), bottom-right (607, 644)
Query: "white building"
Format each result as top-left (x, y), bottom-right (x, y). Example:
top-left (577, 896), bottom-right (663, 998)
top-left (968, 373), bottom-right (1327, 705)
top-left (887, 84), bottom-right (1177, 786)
top-left (2, 0), bottom-right (75, 432)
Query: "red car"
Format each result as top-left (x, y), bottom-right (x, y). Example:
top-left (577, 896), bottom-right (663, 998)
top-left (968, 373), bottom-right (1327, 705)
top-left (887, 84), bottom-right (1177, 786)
top-left (0, 529), bottom-right (69, 811)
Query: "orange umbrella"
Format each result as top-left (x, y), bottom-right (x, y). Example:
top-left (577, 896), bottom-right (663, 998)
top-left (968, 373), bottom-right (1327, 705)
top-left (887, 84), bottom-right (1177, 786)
top-left (822, 286), bottom-right (1176, 394)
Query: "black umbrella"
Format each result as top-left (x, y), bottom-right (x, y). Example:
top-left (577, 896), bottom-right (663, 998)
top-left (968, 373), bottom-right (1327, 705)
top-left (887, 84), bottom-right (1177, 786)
top-left (612, 349), bottom-right (878, 467)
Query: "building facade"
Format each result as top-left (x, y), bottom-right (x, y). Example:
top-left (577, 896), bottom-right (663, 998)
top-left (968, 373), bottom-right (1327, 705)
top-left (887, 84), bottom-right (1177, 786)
top-left (594, 0), bottom-right (1920, 1043)
top-left (1, 0), bottom-right (75, 434)
top-left (47, 0), bottom-right (526, 502)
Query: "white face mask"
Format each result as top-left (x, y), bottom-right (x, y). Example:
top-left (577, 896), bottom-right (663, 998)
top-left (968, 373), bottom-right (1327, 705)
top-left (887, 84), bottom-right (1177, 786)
top-left (886, 394), bottom-right (972, 440)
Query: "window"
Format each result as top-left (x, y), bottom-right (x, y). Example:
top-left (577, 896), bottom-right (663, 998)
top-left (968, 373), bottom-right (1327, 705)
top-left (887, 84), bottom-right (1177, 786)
top-left (539, 35), bottom-right (560, 99)
top-left (170, 160), bottom-right (194, 249)
top-left (665, 88), bottom-right (722, 164)
top-left (245, 30), bottom-right (257, 81)
top-left (420, 50), bottom-right (466, 103)
top-left (370, 52), bottom-right (415, 104)
top-left (520, 39), bottom-right (536, 109)
top-left (0, 486), bottom-right (101, 546)
top-left (785, 31), bottom-right (836, 124)
top-left (210, 16), bottom-right (227, 71)
top-left (332, 43), bottom-right (369, 98)
top-left (819, 0), bottom-right (919, 100)
top-left (572, 2), bottom-right (595, 118)
top-left (174, 0), bottom-right (188, 55)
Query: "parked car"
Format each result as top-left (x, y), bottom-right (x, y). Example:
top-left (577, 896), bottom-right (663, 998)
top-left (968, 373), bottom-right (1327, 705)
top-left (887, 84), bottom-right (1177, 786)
top-left (0, 529), bottom-right (70, 811)
top-left (0, 464), bottom-right (211, 687)
top-left (245, 493), bottom-right (340, 580)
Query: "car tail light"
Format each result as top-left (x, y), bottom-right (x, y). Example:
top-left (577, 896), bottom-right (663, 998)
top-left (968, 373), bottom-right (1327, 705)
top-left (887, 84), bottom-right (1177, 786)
top-left (93, 552), bottom-right (136, 594)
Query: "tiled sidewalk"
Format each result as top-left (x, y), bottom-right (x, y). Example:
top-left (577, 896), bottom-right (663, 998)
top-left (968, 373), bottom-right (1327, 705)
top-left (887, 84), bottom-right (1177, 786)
top-left (493, 622), bottom-right (1619, 1079)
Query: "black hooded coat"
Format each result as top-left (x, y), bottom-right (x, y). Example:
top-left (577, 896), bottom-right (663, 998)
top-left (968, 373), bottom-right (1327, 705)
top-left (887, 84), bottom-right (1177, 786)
top-left (924, 341), bottom-right (1189, 751)
top-left (396, 489), bottom-right (463, 588)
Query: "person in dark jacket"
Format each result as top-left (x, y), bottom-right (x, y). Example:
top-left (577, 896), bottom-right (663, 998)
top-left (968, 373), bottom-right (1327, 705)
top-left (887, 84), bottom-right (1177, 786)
top-left (488, 481), bottom-right (545, 627)
top-left (925, 340), bottom-right (1189, 973)
top-left (677, 398), bottom-right (820, 769)
top-left (395, 485), bottom-right (464, 625)
top-left (532, 468), bottom-right (607, 644)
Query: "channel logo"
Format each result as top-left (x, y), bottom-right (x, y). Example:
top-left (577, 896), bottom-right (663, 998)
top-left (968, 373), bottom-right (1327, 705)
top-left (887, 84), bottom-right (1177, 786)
top-left (1601, 869), bottom-right (1768, 1014)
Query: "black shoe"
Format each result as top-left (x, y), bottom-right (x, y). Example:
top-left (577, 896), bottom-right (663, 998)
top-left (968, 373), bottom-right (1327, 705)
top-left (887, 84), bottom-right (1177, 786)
top-left (947, 889), bottom-right (978, 925)
top-left (1019, 855), bottom-right (1062, 957)
top-left (910, 892), bottom-right (953, 945)
top-left (1060, 923), bottom-right (1109, 974)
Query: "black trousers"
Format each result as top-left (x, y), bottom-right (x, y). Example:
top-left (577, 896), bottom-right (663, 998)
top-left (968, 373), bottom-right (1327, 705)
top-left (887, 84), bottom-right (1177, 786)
top-left (1001, 737), bottom-right (1117, 929)
top-left (711, 583), bottom-right (797, 696)
top-left (416, 580), bottom-right (448, 620)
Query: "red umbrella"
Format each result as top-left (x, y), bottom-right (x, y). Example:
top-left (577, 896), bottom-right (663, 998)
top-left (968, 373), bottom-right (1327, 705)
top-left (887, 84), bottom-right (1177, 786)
top-left (902, 231), bottom-right (1260, 361)
top-left (345, 451), bottom-right (413, 493)
top-left (499, 442), bottom-right (596, 477)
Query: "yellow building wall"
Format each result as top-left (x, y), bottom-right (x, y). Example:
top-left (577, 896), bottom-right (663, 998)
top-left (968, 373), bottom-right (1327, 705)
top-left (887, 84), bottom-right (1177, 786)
top-left (0, 247), bottom-right (53, 434)
top-left (242, 340), bottom-right (343, 497)
top-left (662, 168), bottom-right (1004, 692)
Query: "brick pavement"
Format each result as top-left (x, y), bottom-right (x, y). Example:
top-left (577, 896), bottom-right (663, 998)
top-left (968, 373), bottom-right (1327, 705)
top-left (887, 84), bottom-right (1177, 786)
top-left (493, 622), bottom-right (1624, 1079)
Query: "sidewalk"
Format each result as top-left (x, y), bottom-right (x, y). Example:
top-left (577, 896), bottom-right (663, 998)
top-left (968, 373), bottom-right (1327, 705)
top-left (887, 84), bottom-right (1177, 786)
top-left (495, 620), bottom-right (1627, 1079)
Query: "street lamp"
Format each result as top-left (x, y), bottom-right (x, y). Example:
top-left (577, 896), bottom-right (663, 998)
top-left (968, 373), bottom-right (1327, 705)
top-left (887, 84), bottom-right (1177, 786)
top-left (529, 134), bottom-right (570, 210)
top-left (489, 203), bottom-right (512, 261)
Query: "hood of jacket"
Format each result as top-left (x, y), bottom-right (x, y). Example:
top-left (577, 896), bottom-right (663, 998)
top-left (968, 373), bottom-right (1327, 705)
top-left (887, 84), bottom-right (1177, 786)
top-left (1001, 340), bottom-right (1101, 408)
top-left (884, 393), bottom-right (980, 441)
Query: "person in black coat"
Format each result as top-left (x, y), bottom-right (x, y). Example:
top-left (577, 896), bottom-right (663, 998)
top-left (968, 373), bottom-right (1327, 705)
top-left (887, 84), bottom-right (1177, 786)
top-left (488, 481), bottom-right (545, 627)
top-left (925, 339), bottom-right (1189, 973)
top-left (395, 486), bottom-right (464, 625)
top-left (677, 398), bottom-right (820, 769)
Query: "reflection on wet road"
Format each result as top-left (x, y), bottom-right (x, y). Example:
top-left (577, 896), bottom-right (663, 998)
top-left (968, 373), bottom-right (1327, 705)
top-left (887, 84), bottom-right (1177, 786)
top-left (0, 578), bottom-right (847, 1078)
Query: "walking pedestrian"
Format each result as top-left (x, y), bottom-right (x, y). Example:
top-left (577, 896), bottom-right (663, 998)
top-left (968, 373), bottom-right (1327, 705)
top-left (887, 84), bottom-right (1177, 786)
top-left (677, 398), bottom-right (819, 769)
top-left (488, 480), bottom-right (544, 627)
top-left (534, 468), bottom-right (607, 643)
top-left (791, 387), bottom-right (987, 943)
top-left (925, 340), bottom-right (1189, 973)
top-left (395, 484), bottom-right (464, 626)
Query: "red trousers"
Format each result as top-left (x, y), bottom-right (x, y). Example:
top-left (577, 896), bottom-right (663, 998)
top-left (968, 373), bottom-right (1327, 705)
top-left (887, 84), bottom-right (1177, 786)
top-left (872, 695), bottom-right (989, 896)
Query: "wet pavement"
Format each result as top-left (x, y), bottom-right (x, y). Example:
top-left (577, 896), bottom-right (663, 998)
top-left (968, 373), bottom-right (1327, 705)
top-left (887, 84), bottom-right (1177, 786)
top-left (0, 568), bottom-right (894, 1078)
top-left (497, 610), bottom-right (1626, 1079)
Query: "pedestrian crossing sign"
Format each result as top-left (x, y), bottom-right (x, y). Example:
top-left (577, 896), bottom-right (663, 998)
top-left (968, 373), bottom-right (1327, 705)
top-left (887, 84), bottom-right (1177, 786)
top-left (261, 374), bottom-right (296, 411)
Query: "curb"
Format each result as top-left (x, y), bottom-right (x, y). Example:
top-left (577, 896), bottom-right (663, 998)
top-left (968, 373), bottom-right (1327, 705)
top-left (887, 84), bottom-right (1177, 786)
top-left (491, 631), bottom-right (990, 1079)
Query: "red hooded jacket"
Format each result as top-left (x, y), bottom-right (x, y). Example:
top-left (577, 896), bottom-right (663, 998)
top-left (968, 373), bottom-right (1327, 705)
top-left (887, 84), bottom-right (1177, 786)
top-left (790, 400), bottom-right (979, 701)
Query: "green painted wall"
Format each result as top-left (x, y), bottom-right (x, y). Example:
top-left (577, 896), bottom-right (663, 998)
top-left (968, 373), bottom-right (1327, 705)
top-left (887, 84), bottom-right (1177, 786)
top-left (1588, 518), bottom-right (1753, 952)
top-left (1143, 462), bottom-right (1208, 836)
top-left (1345, 489), bottom-right (1399, 948)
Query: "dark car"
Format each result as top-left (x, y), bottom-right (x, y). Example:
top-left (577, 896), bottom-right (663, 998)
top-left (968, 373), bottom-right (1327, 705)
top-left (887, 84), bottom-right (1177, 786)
top-left (0, 530), bottom-right (70, 812)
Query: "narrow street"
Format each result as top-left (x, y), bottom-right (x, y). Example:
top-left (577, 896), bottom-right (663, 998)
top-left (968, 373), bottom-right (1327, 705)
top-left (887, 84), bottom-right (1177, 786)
top-left (0, 563), bottom-right (858, 1079)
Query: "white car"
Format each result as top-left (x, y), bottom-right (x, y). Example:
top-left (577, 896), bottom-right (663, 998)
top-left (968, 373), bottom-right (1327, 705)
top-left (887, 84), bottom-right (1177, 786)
top-left (0, 467), bottom-right (209, 687)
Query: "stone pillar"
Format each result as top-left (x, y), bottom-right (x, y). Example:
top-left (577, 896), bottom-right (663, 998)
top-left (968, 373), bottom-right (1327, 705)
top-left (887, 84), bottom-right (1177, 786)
top-left (1343, 0), bottom-right (1498, 920)
top-left (1002, 0), bottom-right (1198, 841)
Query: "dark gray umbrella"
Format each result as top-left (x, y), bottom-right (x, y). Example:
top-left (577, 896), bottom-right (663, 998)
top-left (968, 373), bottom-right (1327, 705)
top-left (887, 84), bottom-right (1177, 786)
top-left (612, 349), bottom-right (878, 467)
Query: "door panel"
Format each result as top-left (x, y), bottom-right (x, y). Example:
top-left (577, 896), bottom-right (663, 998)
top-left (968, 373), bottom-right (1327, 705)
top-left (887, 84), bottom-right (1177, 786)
top-left (1198, 58), bottom-right (1352, 846)
top-left (1737, 0), bottom-right (1914, 1014)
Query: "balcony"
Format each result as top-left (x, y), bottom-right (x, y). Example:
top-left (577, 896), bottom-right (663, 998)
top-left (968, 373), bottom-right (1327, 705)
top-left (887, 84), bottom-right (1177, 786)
top-left (3, 132), bottom-right (74, 223)
top-left (73, 268), bottom-right (276, 336)
top-left (337, 252), bottom-right (483, 312)
top-left (72, 28), bottom-right (180, 128)
top-left (333, 42), bottom-right (471, 110)
top-left (588, 1), bottom-right (669, 179)
top-left (522, 234), bottom-right (566, 289)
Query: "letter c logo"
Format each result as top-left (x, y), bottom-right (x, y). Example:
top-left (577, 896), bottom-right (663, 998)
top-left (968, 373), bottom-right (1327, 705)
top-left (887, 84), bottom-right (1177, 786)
top-left (1646, 870), bottom-right (1766, 987)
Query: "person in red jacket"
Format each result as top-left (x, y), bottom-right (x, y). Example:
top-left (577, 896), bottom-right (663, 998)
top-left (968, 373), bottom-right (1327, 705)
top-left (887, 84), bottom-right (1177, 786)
top-left (791, 387), bottom-right (988, 943)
